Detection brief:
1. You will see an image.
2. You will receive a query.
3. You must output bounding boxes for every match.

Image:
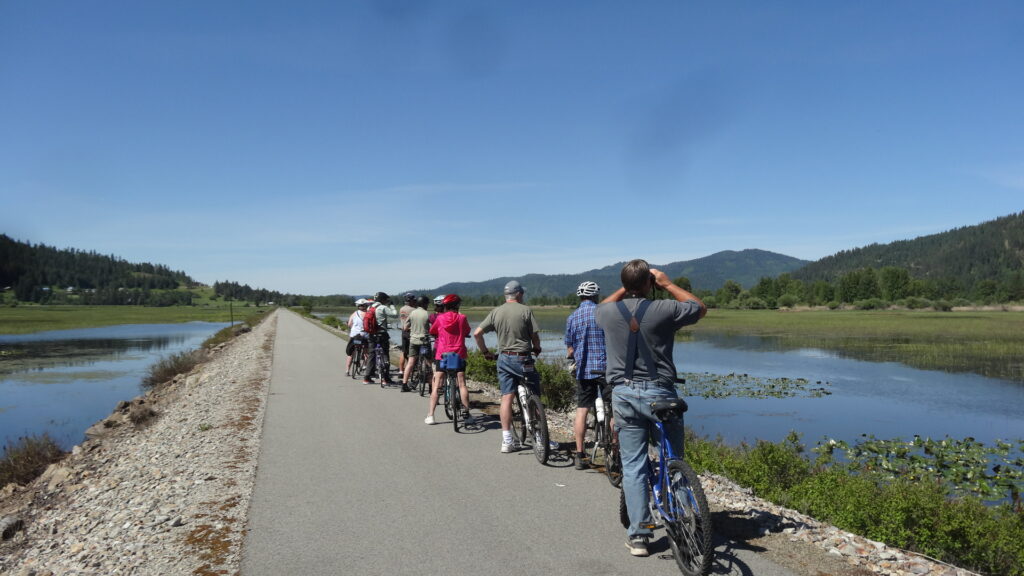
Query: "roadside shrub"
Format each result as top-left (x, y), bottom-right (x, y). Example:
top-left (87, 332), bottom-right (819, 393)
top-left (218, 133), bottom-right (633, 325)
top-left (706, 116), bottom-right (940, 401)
top-left (0, 433), bottom-right (65, 486)
top-left (933, 299), bottom-right (953, 312)
top-left (534, 357), bottom-right (576, 412)
top-left (143, 349), bottom-right (204, 387)
top-left (322, 315), bottom-right (341, 328)
top-left (854, 298), bottom-right (889, 310)
top-left (744, 297), bottom-right (768, 310)
top-left (905, 296), bottom-right (934, 309)
top-left (952, 298), bottom-right (973, 308)
top-left (776, 294), bottom-right (799, 308)
top-left (827, 300), bottom-right (841, 310)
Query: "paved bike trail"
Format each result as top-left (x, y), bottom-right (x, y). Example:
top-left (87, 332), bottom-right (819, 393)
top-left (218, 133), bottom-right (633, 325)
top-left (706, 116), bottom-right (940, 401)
top-left (242, 309), bottom-right (799, 576)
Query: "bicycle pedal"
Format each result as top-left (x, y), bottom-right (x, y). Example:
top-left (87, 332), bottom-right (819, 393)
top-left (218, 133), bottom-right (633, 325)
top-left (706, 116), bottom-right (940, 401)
top-left (641, 523), bottom-right (658, 531)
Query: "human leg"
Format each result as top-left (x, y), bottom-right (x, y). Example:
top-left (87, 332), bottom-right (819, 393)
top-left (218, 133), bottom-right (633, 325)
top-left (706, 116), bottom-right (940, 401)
top-left (612, 384), bottom-right (654, 540)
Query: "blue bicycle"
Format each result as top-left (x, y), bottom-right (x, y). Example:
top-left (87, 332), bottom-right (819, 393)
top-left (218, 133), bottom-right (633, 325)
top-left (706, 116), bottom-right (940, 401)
top-left (618, 398), bottom-right (712, 576)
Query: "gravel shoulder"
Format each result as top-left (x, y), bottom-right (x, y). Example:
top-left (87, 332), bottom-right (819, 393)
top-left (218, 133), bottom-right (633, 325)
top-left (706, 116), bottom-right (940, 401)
top-left (1, 311), bottom-right (977, 576)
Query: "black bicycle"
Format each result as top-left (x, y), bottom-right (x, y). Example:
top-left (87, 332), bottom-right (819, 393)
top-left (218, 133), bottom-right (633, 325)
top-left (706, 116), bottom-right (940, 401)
top-left (439, 353), bottom-right (464, 431)
top-left (618, 399), bottom-right (712, 576)
top-left (347, 335), bottom-right (367, 378)
top-left (411, 344), bottom-right (433, 397)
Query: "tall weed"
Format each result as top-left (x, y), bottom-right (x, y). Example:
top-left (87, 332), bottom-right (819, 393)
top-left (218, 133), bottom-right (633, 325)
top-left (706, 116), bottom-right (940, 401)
top-left (0, 434), bottom-right (65, 486)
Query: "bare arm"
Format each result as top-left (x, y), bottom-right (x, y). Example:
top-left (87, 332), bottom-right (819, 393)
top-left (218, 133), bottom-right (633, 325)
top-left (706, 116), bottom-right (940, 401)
top-left (473, 327), bottom-right (495, 360)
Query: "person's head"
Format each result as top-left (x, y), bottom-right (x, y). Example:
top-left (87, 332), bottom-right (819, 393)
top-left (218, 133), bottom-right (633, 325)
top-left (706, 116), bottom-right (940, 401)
top-left (621, 259), bottom-right (653, 297)
top-left (576, 280), bottom-right (600, 302)
top-left (433, 294), bottom-right (446, 312)
top-left (404, 292), bottom-right (416, 305)
top-left (504, 280), bottom-right (524, 302)
top-left (356, 298), bottom-right (369, 310)
top-left (374, 291), bottom-right (391, 305)
top-left (442, 293), bottom-right (461, 311)
top-left (416, 295), bottom-right (429, 309)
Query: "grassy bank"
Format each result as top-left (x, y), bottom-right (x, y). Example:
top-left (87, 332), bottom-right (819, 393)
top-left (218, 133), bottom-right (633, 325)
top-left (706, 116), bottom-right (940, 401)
top-left (690, 309), bottom-right (1024, 382)
top-left (686, 431), bottom-right (1024, 576)
top-left (0, 304), bottom-right (273, 335)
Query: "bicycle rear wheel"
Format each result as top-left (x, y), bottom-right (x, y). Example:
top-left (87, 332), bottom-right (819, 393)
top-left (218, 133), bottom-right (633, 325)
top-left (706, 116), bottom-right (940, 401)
top-left (586, 410), bottom-right (603, 464)
top-left (665, 460), bottom-right (713, 576)
top-left (443, 373), bottom-right (455, 420)
top-left (350, 346), bottom-right (363, 378)
top-left (450, 375), bottom-right (461, 432)
top-left (527, 394), bottom-right (549, 464)
top-left (417, 360), bottom-right (430, 396)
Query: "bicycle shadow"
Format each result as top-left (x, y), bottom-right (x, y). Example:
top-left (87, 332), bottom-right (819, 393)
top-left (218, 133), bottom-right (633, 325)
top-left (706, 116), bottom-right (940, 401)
top-left (706, 509), bottom-right (769, 576)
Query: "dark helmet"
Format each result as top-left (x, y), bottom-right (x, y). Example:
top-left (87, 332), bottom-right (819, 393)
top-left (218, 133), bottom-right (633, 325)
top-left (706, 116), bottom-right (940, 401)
top-left (416, 295), bottom-right (429, 308)
top-left (374, 291), bottom-right (390, 304)
top-left (404, 292), bottom-right (416, 303)
top-left (442, 294), bottom-right (461, 307)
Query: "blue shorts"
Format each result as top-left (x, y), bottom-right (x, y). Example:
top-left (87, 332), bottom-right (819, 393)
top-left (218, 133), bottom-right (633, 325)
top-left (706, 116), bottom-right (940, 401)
top-left (497, 353), bottom-right (540, 395)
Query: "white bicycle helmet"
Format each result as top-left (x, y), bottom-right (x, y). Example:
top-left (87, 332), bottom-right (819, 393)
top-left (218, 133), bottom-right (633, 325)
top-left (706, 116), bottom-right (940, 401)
top-left (433, 294), bottom-right (446, 306)
top-left (576, 281), bottom-right (600, 297)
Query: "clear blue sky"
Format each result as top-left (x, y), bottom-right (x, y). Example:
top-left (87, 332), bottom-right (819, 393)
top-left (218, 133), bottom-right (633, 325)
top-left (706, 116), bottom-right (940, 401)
top-left (2, 2), bottom-right (1021, 296)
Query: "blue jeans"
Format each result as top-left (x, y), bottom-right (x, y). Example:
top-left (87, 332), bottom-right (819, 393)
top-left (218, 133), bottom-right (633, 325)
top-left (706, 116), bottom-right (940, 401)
top-left (497, 354), bottom-right (540, 395)
top-left (612, 380), bottom-right (685, 538)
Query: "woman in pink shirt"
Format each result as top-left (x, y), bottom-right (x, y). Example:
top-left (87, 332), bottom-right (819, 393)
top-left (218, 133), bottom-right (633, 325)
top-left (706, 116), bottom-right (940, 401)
top-left (425, 294), bottom-right (474, 425)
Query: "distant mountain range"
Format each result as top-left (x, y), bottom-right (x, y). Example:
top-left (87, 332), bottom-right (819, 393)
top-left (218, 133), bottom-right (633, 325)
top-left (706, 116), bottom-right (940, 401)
top-left (421, 249), bottom-right (811, 299)
top-left (419, 212), bottom-right (1024, 299)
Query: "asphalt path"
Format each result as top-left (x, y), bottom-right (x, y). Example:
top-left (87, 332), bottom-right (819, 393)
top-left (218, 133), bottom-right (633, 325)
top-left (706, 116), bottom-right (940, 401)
top-left (242, 309), bottom-right (798, 576)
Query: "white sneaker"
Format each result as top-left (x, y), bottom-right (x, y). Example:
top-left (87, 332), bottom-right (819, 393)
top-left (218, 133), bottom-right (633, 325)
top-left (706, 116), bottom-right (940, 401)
top-left (424, 415), bottom-right (435, 425)
top-left (500, 439), bottom-right (520, 453)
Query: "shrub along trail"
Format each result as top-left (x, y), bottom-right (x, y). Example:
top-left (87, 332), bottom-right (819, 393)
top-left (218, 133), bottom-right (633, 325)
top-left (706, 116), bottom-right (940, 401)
top-left (0, 308), bottom-right (974, 576)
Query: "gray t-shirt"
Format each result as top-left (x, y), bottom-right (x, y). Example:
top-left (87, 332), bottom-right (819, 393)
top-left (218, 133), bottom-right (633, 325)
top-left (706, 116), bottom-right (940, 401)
top-left (408, 307), bottom-right (430, 345)
top-left (476, 301), bottom-right (540, 353)
top-left (595, 298), bottom-right (703, 387)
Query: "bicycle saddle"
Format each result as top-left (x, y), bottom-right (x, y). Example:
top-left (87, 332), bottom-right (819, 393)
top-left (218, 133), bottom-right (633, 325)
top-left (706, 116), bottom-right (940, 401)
top-left (650, 399), bottom-right (688, 421)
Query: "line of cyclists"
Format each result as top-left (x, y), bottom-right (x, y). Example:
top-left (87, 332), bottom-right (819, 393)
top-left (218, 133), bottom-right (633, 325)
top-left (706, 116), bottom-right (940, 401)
top-left (345, 291), bottom-right (475, 427)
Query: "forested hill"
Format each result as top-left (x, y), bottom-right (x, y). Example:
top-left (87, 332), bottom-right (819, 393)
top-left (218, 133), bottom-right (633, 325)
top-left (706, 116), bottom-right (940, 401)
top-left (0, 234), bottom-right (195, 301)
top-left (791, 212), bottom-right (1024, 291)
top-left (425, 249), bottom-right (809, 299)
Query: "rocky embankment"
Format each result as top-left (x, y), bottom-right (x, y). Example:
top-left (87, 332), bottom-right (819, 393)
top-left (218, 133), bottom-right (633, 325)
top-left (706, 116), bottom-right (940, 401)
top-left (0, 313), bottom-right (276, 576)
top-left (1, 310), bottom-right (977, 576)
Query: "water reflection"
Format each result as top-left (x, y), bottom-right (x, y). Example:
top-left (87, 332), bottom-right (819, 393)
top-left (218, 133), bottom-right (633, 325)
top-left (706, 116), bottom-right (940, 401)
top-left (0, 323), bottom-right (227, 449)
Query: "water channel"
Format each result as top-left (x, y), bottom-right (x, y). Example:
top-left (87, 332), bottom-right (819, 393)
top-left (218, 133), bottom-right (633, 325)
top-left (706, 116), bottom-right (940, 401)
top-left (0, 322), bottom-right (228, 449)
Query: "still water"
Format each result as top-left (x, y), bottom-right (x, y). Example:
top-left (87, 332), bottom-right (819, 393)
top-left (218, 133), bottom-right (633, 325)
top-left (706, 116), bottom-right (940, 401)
top-left (462, 310), bottom-right (1024, 449)
top-left (0, 323), bottom-right (228, 449)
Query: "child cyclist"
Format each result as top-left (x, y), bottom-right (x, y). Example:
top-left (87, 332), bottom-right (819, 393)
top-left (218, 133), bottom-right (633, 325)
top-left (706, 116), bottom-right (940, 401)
top-left (425, 294), bottom-right (474, 425)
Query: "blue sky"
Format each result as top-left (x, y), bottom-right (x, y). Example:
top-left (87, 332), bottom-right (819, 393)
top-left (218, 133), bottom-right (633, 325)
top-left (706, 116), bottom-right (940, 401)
top-left (2, 2), bottom-right (1022, 296)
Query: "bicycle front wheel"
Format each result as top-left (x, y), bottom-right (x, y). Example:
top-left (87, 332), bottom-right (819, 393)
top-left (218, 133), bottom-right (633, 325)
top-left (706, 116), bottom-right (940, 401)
top-left (665, 460), bottom-right (713, 576)
top-left (527, 394), bottom-right (549, 464)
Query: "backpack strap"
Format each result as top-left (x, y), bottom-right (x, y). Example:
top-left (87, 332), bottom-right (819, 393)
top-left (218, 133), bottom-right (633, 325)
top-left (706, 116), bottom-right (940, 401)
top-left (615, 300), bottom-right (659, 382)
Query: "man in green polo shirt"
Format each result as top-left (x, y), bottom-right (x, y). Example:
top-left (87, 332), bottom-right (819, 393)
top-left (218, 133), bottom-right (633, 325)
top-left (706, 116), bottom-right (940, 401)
top-left (473, 280), bottom-right (541, 453)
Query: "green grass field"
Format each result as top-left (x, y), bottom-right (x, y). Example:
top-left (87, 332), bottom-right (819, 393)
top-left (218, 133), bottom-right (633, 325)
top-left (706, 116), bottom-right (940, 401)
top-left (0, 304), bottom-right (272, 334)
